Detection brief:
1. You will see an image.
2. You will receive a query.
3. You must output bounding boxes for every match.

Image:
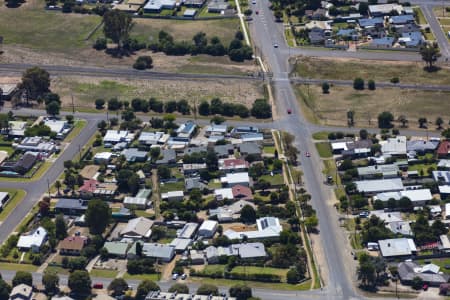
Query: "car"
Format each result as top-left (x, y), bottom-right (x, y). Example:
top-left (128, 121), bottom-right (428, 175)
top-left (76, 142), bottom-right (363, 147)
top-left (92, 283), bottom-right (103, 289)
top-left (305, 152), bottom-right (310, 157)
top-left (255, 10), bottom-right (259, 14)
top-left (251, 0), bottom-right (256, 3)
top-left (273, 43), bottom-right (278, 48)
top-left (359, 211), bottom-right (369, 218)
top-left (181, 274), bottom-right (187, 280)
top-left (423, 284), bottom-right (429, 291)
top-left (172, 273), bottom-right (179, 280)
top-left (287, 109), bottom-right (292, 114)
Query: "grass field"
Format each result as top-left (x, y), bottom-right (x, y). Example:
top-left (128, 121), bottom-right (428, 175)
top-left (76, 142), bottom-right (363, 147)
top-left (231, 266), bottom-right (289, 281)
top-left (295, 84), bottom-right (450, 129)
top-left (0, 146), bottom-right (15, 156)
top-left (408, 163), bottom-right (437, 176)
top-left (190, 276), bottom-right (312, 291)
top-left (64, 120), bottom-right (87, 143)
top-left (312, 132), bottom-right (330, 140)
top-left (123, 273), bottom-right (160, 280)
top-left (160, 181), bottom-right (185, 193)
top-left (0, 262), bottom-right (38, 272)
top-left (260, 173), bottom-right (284, 186)
top-left (45, 265), bottom-right (70, 275)
top-left (292, 57), bottom-right (450, 86)
top-left (413, 7), bottom-right (427, 25)
top-left (90, 269), bottom-right (119, 278)
top-left (0, 0), bottom-right (101, 53)
top-left (263, 145), bottom-right (276, 154)
top-left (0, 189), bottom-right (26, 221)
top-left (315, 142), bottom-right (332, 158)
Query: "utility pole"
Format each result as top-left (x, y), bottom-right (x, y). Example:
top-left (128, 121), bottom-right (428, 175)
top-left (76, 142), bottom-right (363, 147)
top-left (71, 94), bottom-right (75, 114)
top-left (47, 178), bottom-right (50, 196)
top-left (78, 144), bottom-right (82, 161)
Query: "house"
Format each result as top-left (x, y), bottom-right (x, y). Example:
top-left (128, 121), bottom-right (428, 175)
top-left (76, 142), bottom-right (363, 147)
top-left (358, 17), bottom-right (384, 28)
top-left (44, 119), bottom-right (71, 139)
top-left (145, 291), bottom-right (236, 300)
top-left (0, 191), bottom-right (10, 210)
top-left (378, 238), bottom-right (417, 258)
top-left (231, 126), bottom-right (259, 136)
top-left (305, 21), bottom-right (332, 44)
top-left (161, 190), bottom-right (184, 201)
top-left (221, 172), bottom-right (250, 187)
top-left (103, 130), bottom-right (132, 144)
top-left (138, 131), bottom-right (166, 145)
top-left (198, 220), bottom-right (218, 237)
top-left (438, 159), bottom-right (450, 170)
top-left (54, 198), bottom-right (88, 215)
top-left (224, 217), bottom-right (282, 240)
top-left (205, 124), bottom-right (227, 136)
top-left (156, 149), bottom-right (176, 165)
top-left (185, 177), bottom-right (207, 191)
top-left (440, 235), bottom-right (450, 252)
top-left (93, 152), bottom-right (113, 164)
top-left (393, 23), bottom-right (421, 34)
top-left (214, 144), bottom-right (234, 158)
top-left (438, 141), bottom-right (450, 158)
top-left (389, 14), bottom-right (415, 25)
top-left (207, 0), bottom-right (229, 13)
top-left (239, 142), bottom-right (262, 157)
top-left (58, 236), bottom-right (88, 255)
top-left (399, 31), bottom-right (423, 48)
top-left (1, 151), bottom-right (38, 175)
top-left (357, 164), bottom-right (399, 179)
top-left (121, 148), bottom-right (148, 162)
top-left (371, 210), bottom-right (403, 223)
top-left (355, 178), bottom-right (404, 194)
top-left (241, 133), bottom-right (264, 143)
top-left (379, 136), bottom-right (407, 156)
top-left (336, 29), bottom-right (359, 41)
top-left (184, 0), bottom-right (204, 7)
top-left (15, 137), bottom-right (57, 154)
top-left (205, 242), bottom-right (267, 263)
top-left (219, 158), bottom-right (249, 172)
top-left (103, 241), bottom-right (129, 258)
top-left (190, 249), bottom-right (205, 264)
top-left (121, 217), bottom-right (154, 239)
top-left (369, 3), bottom-right (403, 16)
top-left (232, 184), bottom-right (253, 200)
top-left (123, 188), bottom-right (152, 209)
top-left (370, 37), bottom-right (395, 48)
top-left (176, 121), bottom-right (197, 138)
top-left (433, 171), bottom-right (450, 185)
top-left (141, 243), bottom-right (175, 262)
top-left (183, 163), bottom-right (207, 175)
top-left (209, 199), bottom-right (256, 222)
top-left (178, 222), bottom-right (198, 239)
top-left (17, 226), bottom-right (48, 252)
top-left (407, 139), bottom-right (439, 155)
top-left (387, 221), bottom-right (413, 236)
top-left (143, 0), bottom-right (175, 12)
top-left (398, 261), bottom-right (449, 286)
top-left (373, 189), bottom-right (433, 206)
top-left (215, 188), bottom-right (234, 201)
top-left (8, 121), bottom-right (27, 137)
top-left (184, 146), bottom-right (207, 156)
top-left (9, 284), bottom-right (32, 300)
top-left (169, 238), bottom-right (192, 253)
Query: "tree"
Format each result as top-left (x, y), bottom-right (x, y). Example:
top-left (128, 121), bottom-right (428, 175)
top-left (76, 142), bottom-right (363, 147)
top-left (358, 2), bottom-right (369, 15)
top-left (168, 283), bottom-right (189, 294)
top-left (398, 197), bottom-right (413, 212)
top-left (42, 270), bottom-right (59, 294)
top-left (274, 10), bottom-right (283, 21)
top-left (411, 276), bottom-right (423, 290)
top-left (373, 199), bottom-right (384, 210)
top-left (353, 78), bottom-right (364, 90)
top-left (20, 67), bottom-right (50, 101)
top-left (240, 205), bottom-right (256, 224)
top-left (136, 280), bottom-right (160, 300)
top-left (322, 82), bottom-right (330, 94)
top-left (229, 284), bottom-right (252, 300)
top-left (251, 99), bottom-right (272, 119)
top-left (368, 80), bottom-right (376, 90)
top-left (12, 271), bottom-right (32, 287)
top-left (442, 128), bottom-right (450, 139)
top-left (243, 9), bottom-right (252, 16)
top-left (95, 98), bottom-right (105, 109)
top-left (0, 276), bottom-right (11, 300)
top-left (377, 111), bottom-right (394, 129)
top-left (85, 199), bottom-right (111, 234)
top-left (198, 101), bottom-right (210, 116)
top-left (286, 268), bottom-right (301, 284)
top-left (359, 129), bottom-right (368, 140)
top-left (418, 117), bottom-right (428, 128)
top-left (55, 214), bottom-right (68, 240)
top-left (68, 270), bottom-right (91, 296)
top-left (93, 37), bottom-right (107, 50)
top-left (197, 284), bottom-right (219, 296)
top-left (305, 215), bottom-right (319, 232)
top-left (398, 115), bottom-right (408, 128)
top-left (133, 56), bottom-right (153, 70)
top-left (436, 117), bottom-right (444, 129)
top-left (103, 10), bottom-right (135, 50)
top-left (420, 42), bottom-right (441, 71)
top-left (357, 254), bottom-right (376, 289)
top-left (108, 278), bottom-right (128, 296)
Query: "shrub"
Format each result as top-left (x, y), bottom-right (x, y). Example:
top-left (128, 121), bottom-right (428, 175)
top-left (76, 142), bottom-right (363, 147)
top-left (368, 79), bottom-right (376, 90)
top-left (353, 78), bottom-right (364, 90)
top-left (390, 77), bottom-right (399, 84)
top-left (322, 82), bottom-right (330, 94)
top-left (133, 56), bottom-right (153, 70)
top-left (93, 38), bottom-right (107, 50)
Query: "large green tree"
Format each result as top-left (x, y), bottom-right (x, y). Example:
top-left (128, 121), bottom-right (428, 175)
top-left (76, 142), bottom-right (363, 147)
top-left (20, 67), bottom-right (50, 101)
top-left (136, 280), bottom-right (160, 300)
top-left (0, 275), bottom-right (11, 300)
top-left (12, 271), bottom-right (32, 287)
top-left (85, 199), bottom-right (111, 234)
top-left (229, 284), bottom-right (252, 300)
top-left (42, 270), bottom-right (59, 294)
top-left (168, 283), bottom-right (189, 294)
top-left (420, 42), bottom-right (441, 71)
top-left (108, 278), bottom-right (128, 296)
top-left (68, 270), bottom-right (91, 296)
top-left (103, 10), bottom-right (135, 50)
top-left (55, 214), bottom-right (67, 240)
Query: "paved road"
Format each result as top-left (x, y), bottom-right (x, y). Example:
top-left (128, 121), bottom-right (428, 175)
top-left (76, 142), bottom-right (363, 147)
top-left (422, 4), bottom-right (450, 58)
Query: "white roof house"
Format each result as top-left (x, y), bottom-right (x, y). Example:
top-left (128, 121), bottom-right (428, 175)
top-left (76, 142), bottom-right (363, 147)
top-left (205, 124), bottom-right (227, 135)
top-left (220, 172), bottom-right (250, 187)
top-left (141, 243), bottom-right (175, 262)
top-left (10, 284), bottom-right (32, 300)
top-left (178, 222), bottom-right (198, 239)
top-left (143, 0), bottom-right (175, 11)
top-left (224, 217), bottom-right (282, 240)
top-left (355, 178), bottom-right (404, 194)
top-left (120, 217), bottom-right (154, 238)
top-left (44, 119), bottom-right (67, 134)
top-left (369, 3), bottom-right (403, 16)
top-left (198, 220), bottom-right (218, 238)
top-left (17, 226), bottom-right (48, 252)
top-left (438, 159), bottom-right (450, 169)
top-left (161, 190), bottom-right (184, 201)
top-left (94, 152), bottom-right (113, 163)
top-left (8, 121), bottom-right (27, 137)
top-left (103, 130), bottom-right (131, 144)
top-left (380, 136), bottom-right (407, 156)
top-left (373, 189), bottom-right (433, 206)
top-left (378, 238), bottom-right (417, 257)
top-left (138, 131), bottom-right (165, 145)
top-left (214, 188), bottom-right (233, 200)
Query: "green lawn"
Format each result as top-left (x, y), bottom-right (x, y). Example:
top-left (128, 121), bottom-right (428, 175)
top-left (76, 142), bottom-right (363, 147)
top-left (202, 264), bottom-right (227, 275)
top-left (90, 269), bottom-right (119, 278)
top-left (260, 173), bottom-right (284, 186)
top-left (123, 273), bottom-right (160, 280)
top-left (408, 163), bottom-right (437, 176)
top-left (0, 0), bottom-right (101, 53)
top-left (231, 266), bottom-right (289, 280)
top-left (312, 132), bottom-right (330, 140)
top-left (413, 7), bottom-right (427, 25)
top-left (0, 262), bottom-right (38, 272)
top-left (46, 265), bottom-right (70, 275)
top-left (191, 276), bottom-right (312, 291)
top-left (263, 146), bottom-right (276, 154)
top-left (135, 210), bottom-right (154, 218)
top-left (315, 142), bottom-right (332, 158)
top-left (415, 258), bottom-right (450, 274)
top-left (64, 120), bottom-right (87, 143)
top-left (0, 146), bottom-right (14, 156)
top-left (0, 189), bottom-right (26, 221)
top-left (208, 180), bottom-right (222, 189)
top-left (159, 181), bottom-right (185, 193)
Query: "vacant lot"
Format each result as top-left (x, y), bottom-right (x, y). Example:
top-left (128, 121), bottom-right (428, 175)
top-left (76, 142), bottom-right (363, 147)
top-left (52, 76), bottom-right (264, 110)
top-left (292, 57), bottom-right (450, 86)
top-left (296, 84), bottom-right (450, 129)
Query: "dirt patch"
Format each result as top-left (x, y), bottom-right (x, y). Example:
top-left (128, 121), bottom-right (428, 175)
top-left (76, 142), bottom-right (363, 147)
top-left (221, 223), bottom-right (257, 232)
top-left (51, 75), bottom-right (264, 110)
top-left (80, 165), bottom-right (100, 180)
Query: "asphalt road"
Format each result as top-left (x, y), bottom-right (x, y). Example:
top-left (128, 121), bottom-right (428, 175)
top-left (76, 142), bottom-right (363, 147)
top-left (422, 4), bottom-right (450, 58)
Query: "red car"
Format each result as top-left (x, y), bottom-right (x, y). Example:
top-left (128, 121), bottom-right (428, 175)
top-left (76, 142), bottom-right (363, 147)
top-left (92, 283), bottom-right (103, 289)
top-left (287, 109), bottom-right (292, 114)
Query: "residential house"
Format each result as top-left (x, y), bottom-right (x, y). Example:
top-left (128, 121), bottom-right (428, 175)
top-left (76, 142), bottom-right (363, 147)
top-left (169, 238), bottom-right (192, 253)
top-left (207, 0), bottom-right (229, 13)
top-left (438, 159), bottom-right (450, 170)
top-left (241, 133), bottom-right (264, 143)
top-left (221, 172), bottom-right (250, 187)
top-left (141, 243), bottom-right (175, 262)
top-left (189, 249), bottom-right (205, 264)
top-left (161, 190), bottom-right (184, 201)
top-left (58, 236), bottom-right (88, 255)
top-left (374, 189), bottom-right (433, 206)
top-left (44, 119), bottom-right (71, 139)
top-left (357, 164), bottom-right (399, 179)
top-left (231, 126), bottom-right (259, 137)
top-left (184, 0), bottom-right (205, 7)
top-left (358, 17), bottom-right (385, 38)
top-left (1, 151), bottom-right (38, 175)
top-left (336, 29), bottom-right (359, 41)
top-left (9, 284), bottom-right (32, 300)
top-left (103, 241), bottom-right (129, 258)
top-left (156, 149), bottom-right (176, 165)
top-left (238, 142), bottom-right (262, 158)
top-left (214, 144), bottom-right (234, 158)
top-left (209, 199), bottom-right (256, 222)
top-left (387, 221), bottom-right (413, 236)
top-left (389, 14), bottom-right (415, 25)
top-left (185, 177), bottom-right (207, 191)
top-left (121, 148), bottom-right (148, 162)
top-left (198, 220), bottom-right (218, 237)
top-left (138, 131), bottom-right (166, 145)
top-left (407, 139), bottom-right (439, 155)
top-left (143, 0), bottom-right (175, 12)
top-left (205, 242), bottom-right (267, 264)
top-left (380, 136), bottom-right (407, 156)
top-left (17, 226), bottom-right (48, 252)
top-left (305, 21), bottom-right (332, 44)
top-left (224, 217), bottom-right (282, 240)
top-left (378, 238), bottom-right (417, 258)
top-left (176, 121), bottom-right (197, 138)
top-left (218, 158), bottom-right (249, 172)
top-left (399, 31), bottom-right (423, 48)
top-left (232, 184), bottom-right (253, 200)
top-left (8, 121), bottom-right (27, 137)
top-left (54, 198), bottom-right (88, 215)
top-left (15, 137), bottom-right (57, 154)
top-left (183, 163), bottom-right (207, 176)
top-left (393, 22), bottom-right (421, 34)
top-left (440, 235), bottom-right (450, 252)
top-left (121, 217), bottom-right (154, 239)
top-left (369, 3), bottom-right (403, 16)
top-left (103, 130), bottom-right (132, 144)
top-left (370, 37), bottom-right (395, 48)
top-left (342, 139), bottom-right (373, 158)
top-left (354, 178), bottom-right (404, 194)
top-left (123, 188), bottom-right (152, 209)
top-left (438, 141), bottom-right (450, 158)
top-left (205, 124), bottom-right (227, 137)
top-left (178, 222), bottom-right (198, 239)
top-left (214, 188), bottom-right (234, 201)
top-left (183, 146), bottom-right (207, 156)
top-left (93, 152), bottom-right (113, 164)
top-left (398, 261), bottom-right (449, 286)
top-left (433, 171), bottom-right (450, 185)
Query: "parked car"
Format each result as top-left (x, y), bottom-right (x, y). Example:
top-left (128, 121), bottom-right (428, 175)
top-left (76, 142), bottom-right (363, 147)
top-left (172, 273), bottom-right (179, 280)
top-left (287, 109), bottom-right (292, 114)
top-left (305, 152), bottom-right (310, 157)
top-left (92, 283), bottom-right (103, 289)
top-left (181, 274), bottom-right (187, 280)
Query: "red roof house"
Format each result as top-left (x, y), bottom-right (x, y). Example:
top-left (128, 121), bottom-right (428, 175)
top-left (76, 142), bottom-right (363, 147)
top-left (232, 184), bottom-right (253, 201)
top-left (437, 141), bottom-right (450, 158)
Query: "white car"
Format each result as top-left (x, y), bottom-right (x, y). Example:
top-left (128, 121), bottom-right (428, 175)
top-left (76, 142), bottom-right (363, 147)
top-left (172, 274), bottom-right (179, 280)
top-left (252, 0), bottom-right (256, 4)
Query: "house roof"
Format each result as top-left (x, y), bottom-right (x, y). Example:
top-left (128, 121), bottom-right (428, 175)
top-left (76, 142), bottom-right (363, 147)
top-left (94, 152), bottom-right (113, 161)
top-left (358, 17), bottom-right (384, 27)
top-left (374, 189), bottom-right (432, 204)
top-left (371, 37), bottom-right (395, 47)
top-left (121, 217), bottom-right (154, 238)
top-left (224, 217), bottom-right (282, 240)
top-left (219, 158), bottom-right (249, 170)
top-left (121, 148), bottom-right (148, 162)
top-left (369, 3), bottom-right (403, 15)
top-left (407, 140), bottom-right (439, 152)
top-left (241, 133), bottom-right (264, 142)
top-left (398, 261), bottom-right (449, 284)
top-left (438, 141), bottom-right (450, 156)
top-left (209, 199), bottom-right (256, 220)
top-left (205, 124), bottom-right (227, 133)
top-left (305, 20), bottom-right (331, 30)
top-left (232, 184), bottom-right (253, 200)
top-left (10, 284), bottom-right (32, 299)
top-left (161, 190), bottom-right (184, 199)
top-left (104, 241), bottom-right (129, 256)
top-left (176, 121), bottom-right (196, 137)
top-left (239, 142), bottom-right (261, 155)
top-left (214, 144), bottom-right (234, 156)
top-left (438, 159), bottom-right (450, 169)
top-left (199, 220), bottom-right (218, 232)
top-left (355, 178), bottom-right (404, 193)
top-left (399, 31), bottom-right (423, 47)
top-left (17, 226), bottom-right (47, 249)
top-left (138, 131), bottom-right (164, 144)
top-left (44, 119), bottom-right (67, 134)
top-left (185, 177), bottom-right (207, 190)
top-left (390, 14), bottom-right (414, 24)
top-left (103, 130), bottom-right (130, 143)
top-left (433, 170), bottom-right (450, 184)
top-left (142, 243), bottom-right (175, 260)
top-left (178, 222), bottom-right (198, 239)
top-left (388, 221), bottom-right (412, 236)
top-left (381, 136), bottom-right (407, 155)
top-left (370, 210), bottom-right (403, 223)
top-left (79, 179), bottom-right (99, 193)
top-left (55, 198), bottom-right (88, 211)
top-left (214, 188), bottom-right (234, 200)
top-left (169, 238), bottom-right (192, 251)
top-left (156, 149), bottom-right (176, 164)
top-left (378, 238), bottom-right (416, 257)
top-left (58, 236), bottom-right (87, 251)
top-left (17, 152), bottom-right (37, 170)
top-left (357, 164), bottom-right (399, 177)
top-left (220, 172), bottom-right (250, 185)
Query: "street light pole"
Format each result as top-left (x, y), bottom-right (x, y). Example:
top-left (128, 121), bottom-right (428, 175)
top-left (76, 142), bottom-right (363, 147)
top-left (47, 178), bottom-right (50, 196)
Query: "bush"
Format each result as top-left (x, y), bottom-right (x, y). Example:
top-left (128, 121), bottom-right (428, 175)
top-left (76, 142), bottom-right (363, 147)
top-left (95, 98), bottom-right (105, 109)
top-left (353, 78), bottom-right (364, 90)
top-left (322, 82), bottom-right (330, 94)
top-left (367, 79), bottom-right (376, 90)
top-left (197, 284), bottom-right (219, 296)
top-left (93, 38), bottom-right (107, 50)
top-left (133, 56), bottom-right (153, 70)
top-left (390, 77), bottom-right (399, 84)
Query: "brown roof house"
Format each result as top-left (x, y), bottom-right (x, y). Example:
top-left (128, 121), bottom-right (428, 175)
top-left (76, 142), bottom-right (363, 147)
top-left (59, 236), bottom-right (88, 255)
top-left (232, 184), bottom-right (253, 201)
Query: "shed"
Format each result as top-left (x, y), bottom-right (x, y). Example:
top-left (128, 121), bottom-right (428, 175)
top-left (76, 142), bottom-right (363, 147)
top-left (198, 220), bottom-right (218, 238)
